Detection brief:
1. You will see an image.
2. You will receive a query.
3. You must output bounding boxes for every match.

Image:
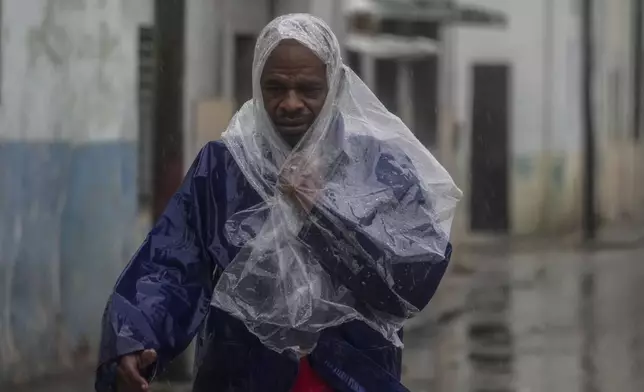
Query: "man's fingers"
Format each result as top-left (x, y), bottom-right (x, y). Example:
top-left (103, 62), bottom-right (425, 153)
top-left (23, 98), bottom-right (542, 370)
top-left (139, 349), bottom-right (158, 370)
top-left (118, 354), bottom-right (150, 391)
top-left (117, 372), bottom-right (148, 392)
top-left (121, 371), bottom-right (149, 391)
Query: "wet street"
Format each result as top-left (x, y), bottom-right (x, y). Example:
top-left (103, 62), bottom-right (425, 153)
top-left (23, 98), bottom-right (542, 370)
top-left (8, 242), bottom-right (644, 392)
top-left (402, 242), bottom-right (644, 392)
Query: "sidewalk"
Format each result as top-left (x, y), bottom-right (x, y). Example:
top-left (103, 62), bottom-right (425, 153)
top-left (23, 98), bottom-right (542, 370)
top-left (594, 221), bottom-right (644, 248)
top-left (6, 369), bottom-right (192, 392)
top-left (454, 221), bottom-right (644, 254)
top-left (8, 371), bottom-right (94, 392)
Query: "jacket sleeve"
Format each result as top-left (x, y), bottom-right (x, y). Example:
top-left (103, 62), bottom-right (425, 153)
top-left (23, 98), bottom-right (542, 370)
top-left (95, 147), bottom-right (216, 391)
top-left (299, 150), bottom-right (452, 319)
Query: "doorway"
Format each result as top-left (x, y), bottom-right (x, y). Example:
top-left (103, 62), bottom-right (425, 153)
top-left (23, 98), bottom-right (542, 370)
top-left (469, 64), bottom-right (510, 232)
top-left (234, 35), bottom-right (257, 110)
top-left (375, 58), bottom-right (399, 115)
top-left (411, 56), bottom-right (439, 149)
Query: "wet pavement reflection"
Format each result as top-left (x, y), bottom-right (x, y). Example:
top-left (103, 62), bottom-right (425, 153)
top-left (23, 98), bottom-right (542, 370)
top-left (402, 243), bottom-right (644, 392)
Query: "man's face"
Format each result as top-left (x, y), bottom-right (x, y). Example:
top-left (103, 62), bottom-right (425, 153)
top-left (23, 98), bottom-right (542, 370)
top-left (261, 40), bottom-right (329, 147)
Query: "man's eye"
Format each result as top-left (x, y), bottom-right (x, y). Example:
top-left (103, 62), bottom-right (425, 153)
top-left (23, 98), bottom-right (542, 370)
top-left (264, 84), bottom-right (285, 92)
top-left (301, 87), bottom-right (323, 96)
top-left (302, 84), bottom-right (322, 91)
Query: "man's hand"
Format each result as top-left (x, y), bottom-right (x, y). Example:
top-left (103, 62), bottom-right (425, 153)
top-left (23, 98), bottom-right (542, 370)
top-left (279, 174), bottom-right (320, 213)
top-left (278, 155), bottom-right (325, 213)
top-left (116, 349), bottom-right (157, 391)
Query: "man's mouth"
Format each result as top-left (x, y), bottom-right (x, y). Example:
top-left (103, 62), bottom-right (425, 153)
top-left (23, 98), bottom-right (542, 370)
top-left (275, 121), bottom-right (310, 133)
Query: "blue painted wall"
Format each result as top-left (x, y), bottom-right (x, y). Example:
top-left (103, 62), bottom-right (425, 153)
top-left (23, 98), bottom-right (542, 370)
top-left (0, 142), bottom-right (139, 383)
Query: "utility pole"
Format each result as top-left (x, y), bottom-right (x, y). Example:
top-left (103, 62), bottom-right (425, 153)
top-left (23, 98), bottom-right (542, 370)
top-left (153, 0), bottom-right (186, 222)
top-left (581, 0), bottom-right (597, 240)
top-left (438, 1), bottom-right (457, 173)
top-left (634, 0), bottom-right (643, 140)
top-left (153, 0), bottom-right (191, 382)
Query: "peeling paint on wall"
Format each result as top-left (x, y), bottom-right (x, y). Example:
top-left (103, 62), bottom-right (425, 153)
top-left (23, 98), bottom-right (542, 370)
top-left (599, 141), bottom-right (644, 223)
top-left (0, 0), bottom-right (152, 385)
top-left (514, 156), bottom-right (534, 178)
top-left (510, 152), bottom-right (583, 235)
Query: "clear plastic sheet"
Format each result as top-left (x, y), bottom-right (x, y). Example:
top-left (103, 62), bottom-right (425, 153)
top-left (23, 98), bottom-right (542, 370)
top-left (211, 14), bottom-right (462, 355)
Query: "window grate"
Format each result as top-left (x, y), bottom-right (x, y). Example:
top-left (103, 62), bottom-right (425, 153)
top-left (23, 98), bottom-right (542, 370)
top-left (138, 26), bottom-right (156, 206)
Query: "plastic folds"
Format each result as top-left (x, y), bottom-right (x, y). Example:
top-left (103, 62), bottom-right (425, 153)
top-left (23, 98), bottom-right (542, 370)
top-left (211, 14), bottom-right (462, 356)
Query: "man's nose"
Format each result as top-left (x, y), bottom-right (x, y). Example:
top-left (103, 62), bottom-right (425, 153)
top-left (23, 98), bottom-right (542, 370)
top-left (280, 90), bottom-right (305, 114)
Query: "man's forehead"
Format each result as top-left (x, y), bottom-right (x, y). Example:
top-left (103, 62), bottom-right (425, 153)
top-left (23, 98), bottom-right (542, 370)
top-left (261, 40), bottom-right (326, 77)
top-left (266, 40), bottom-right (322, 62)
top-left (277, 38), bottom-right (307, 48)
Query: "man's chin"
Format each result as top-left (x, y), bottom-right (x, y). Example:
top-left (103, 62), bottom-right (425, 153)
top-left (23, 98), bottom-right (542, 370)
top-left (276, 126), bottom-right (309, 147)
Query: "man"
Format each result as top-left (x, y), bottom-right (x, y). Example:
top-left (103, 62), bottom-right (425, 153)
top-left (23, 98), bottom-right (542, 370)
top-left (96, 14), bottom-right (460, 392)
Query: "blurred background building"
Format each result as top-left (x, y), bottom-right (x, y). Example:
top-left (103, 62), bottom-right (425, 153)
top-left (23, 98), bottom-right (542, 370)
top-left (0, 0), bottom-right (643, 390)
top-left (448, 0), bottom-right (644, 239)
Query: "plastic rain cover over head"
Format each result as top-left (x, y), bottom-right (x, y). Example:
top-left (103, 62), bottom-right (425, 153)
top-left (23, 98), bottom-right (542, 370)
top-left (211, 14), bottom-right (462, 356)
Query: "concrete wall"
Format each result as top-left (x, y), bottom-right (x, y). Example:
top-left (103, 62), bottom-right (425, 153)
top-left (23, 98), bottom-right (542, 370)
top-left (594, 0), bottom-right (644, 224)
top-left (453, 0), bottom-right (643, 237)
top-left (183, 0), bottom-right (224, 165)
top-left (0, 0), bottom-right (151, 383)
top-left (182, 0), bottom-right (270, 166)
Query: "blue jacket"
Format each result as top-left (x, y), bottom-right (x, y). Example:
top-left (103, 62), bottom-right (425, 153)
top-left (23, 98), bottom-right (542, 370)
top-left (95, 137), bottom-right (451, 392)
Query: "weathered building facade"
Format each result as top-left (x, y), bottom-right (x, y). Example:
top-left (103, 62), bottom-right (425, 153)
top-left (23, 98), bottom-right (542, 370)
top-left (0, 0), bottom-right (153, 384)
top-left (451, 0), bottom-right (644, 238)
